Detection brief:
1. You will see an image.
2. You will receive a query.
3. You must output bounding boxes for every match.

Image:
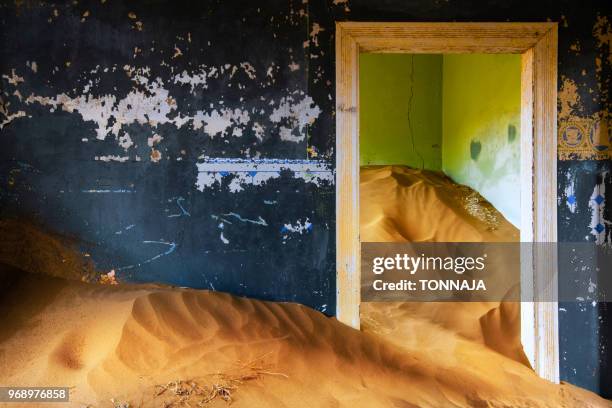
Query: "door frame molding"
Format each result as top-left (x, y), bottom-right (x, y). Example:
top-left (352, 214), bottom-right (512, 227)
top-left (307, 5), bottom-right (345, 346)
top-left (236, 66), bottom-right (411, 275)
top-left (335, 22), bottom-right (558, 382)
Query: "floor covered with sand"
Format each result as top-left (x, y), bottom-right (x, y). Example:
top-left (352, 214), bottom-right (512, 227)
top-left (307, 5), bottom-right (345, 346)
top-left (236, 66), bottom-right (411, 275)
top-left (0, 167), bottom-right (609, 407)
top-left (359, 165), bottom-right (528, 366)
top-left (0, 266), bottom-right (610, 408)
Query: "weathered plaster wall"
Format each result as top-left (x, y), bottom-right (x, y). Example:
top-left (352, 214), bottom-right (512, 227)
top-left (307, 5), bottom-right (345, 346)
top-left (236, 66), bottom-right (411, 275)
top-left (442, 54), bottom-right (522, 227)
top-left (0, 0), bottom-right (336, 314)
top-left (0, 0), bottom-right (610, 396)
top-left (359, 54), bottom-right (442, 170)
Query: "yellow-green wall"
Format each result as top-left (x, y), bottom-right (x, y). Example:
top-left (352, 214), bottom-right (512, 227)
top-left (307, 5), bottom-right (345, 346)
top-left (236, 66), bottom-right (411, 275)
top-left (359, 54), bottom-right (442, 170)
top-left (359, 53), bottom-right (521, 226)
top-left (442, 54), bottom-right (521, 227)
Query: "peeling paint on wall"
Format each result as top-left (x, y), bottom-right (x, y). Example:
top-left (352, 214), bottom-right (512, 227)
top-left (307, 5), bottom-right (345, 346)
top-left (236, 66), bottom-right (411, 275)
top-left (0, 0), bottom-right (610, 392)
top-left (196, 158), bottom-right (333, 193)
top-left (563, 172), bottom-right (578, 214)
top-left (0, 109), bottom-right (26, 129)
top-left (1, 61), bottom-right (322, 164)
top-left (589, 172), bottom-right (610, 245)
top-left (270, 93), bottom-right (321, 142)
top-left (558, 15), bottom-right (611, 160)
top-left (281, 218), bottom-right (313, 242)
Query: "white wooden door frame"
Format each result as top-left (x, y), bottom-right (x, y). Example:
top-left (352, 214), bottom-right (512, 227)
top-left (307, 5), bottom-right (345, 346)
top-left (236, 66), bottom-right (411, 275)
top-left (335, 22), bottom-right (559, 382)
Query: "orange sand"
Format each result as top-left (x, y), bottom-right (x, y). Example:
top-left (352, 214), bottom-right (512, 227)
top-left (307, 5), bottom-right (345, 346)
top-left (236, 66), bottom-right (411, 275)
top-left (0, 168), bottom-right (609, 407)
top-left (360, 165), bottom-right (519, 243)
top-left (0, 265), bottom-right (609, 408)
top-left (360, 165), bottom-right (531, 374)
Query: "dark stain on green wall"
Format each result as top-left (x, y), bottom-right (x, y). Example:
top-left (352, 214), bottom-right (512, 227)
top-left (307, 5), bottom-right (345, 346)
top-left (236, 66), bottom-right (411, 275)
top-left (508, 124), bottom-right (517, 142)
top-left (442, 54), bottom-right (521, 227)
top-left (470, 140), bottom-right (482, 161)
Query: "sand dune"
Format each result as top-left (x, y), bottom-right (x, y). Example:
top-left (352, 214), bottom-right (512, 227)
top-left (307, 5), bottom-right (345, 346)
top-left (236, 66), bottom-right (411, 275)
top-left (360, 165), bottom-right (519, 243)
top-left (0, 265), bottom-right (609, 408)
top-left (360, 166), bottom-right (527, 367)
top-left (0, 168), bottom-right (608, 407)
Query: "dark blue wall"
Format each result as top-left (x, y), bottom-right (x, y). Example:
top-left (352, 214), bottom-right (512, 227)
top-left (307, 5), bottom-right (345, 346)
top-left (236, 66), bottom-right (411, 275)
top-left (0, 0), bottom-right (610, 396)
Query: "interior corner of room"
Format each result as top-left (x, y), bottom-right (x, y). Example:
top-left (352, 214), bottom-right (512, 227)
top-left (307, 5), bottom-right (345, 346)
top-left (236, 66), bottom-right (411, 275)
top-left (359, 53), bottom-right (522, 227)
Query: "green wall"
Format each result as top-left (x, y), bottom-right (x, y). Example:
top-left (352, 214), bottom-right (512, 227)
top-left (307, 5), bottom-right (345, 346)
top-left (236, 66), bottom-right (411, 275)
top-left (359, 53), bottom-right (521, 227)
top-left (442, 54), bottom-right (521, 227)
top-left (359, 54), bottom-right (442, 170)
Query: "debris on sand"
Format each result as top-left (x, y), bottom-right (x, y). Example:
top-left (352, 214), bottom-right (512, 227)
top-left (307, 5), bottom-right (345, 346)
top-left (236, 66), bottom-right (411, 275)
top-left (154, 354), bottom-right (288, 406)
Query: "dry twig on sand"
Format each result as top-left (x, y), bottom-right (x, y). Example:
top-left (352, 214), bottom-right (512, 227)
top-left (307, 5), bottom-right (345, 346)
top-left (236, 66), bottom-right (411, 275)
top-left (153, 354), bottom-right (288, 406)
top-left (110, 398), bottom-right (131, 408)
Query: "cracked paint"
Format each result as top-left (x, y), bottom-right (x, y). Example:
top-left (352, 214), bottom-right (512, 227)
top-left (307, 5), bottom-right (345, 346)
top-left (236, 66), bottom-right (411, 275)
top-left (195, 158), bottom-right (333, 193)
top-left (2, 60), bottom-right (323, 164)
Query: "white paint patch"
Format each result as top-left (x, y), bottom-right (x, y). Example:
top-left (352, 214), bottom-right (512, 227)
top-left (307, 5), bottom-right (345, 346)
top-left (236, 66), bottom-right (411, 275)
top-left (3, 61), bottom-right (321, 157)
top-left (269, 93), bottom-right (321, 143)
top-left (194, 108), bottom-right (250, 137)
top-left (173, 61), bottom-right (258, 91)
top-left (220, 232), bottom-right (230, 244)
top-left (173, 69), bottom-right (209, 90)
top-left (564, 172), bottom-right (577, 213)
top-left (147, 133), bottom-right (163, 147)
top-left (195, 158), bottom-right (334, 193)
top-left (96, 155), bottom-right (130, 162)
top-left (19, 66), bottom-right (209, 142)
top-left (118, 132), bottom-right (134, 150)
top-left (588, 173), bottom-right (610, 245)
top-left (25, 69), bottom-right (172, 141)
top-left (587, 278), bottom-right (597, 293)
top-left (252, 122), bottom-right (265, 141)
top-left (82, 188), bottom-right (135, 193)
top-left (281, 218), bottom-right (313, 240)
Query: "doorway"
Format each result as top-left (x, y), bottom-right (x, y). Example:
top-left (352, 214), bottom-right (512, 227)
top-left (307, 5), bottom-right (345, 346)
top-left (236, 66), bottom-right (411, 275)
top-left (335, 22), bottom-right (558, 381)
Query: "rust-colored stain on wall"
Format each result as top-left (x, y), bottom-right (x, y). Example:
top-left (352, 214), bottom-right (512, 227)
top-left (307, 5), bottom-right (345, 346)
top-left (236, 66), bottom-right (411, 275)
top-left (559, 15), bottom-right (611, 160)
